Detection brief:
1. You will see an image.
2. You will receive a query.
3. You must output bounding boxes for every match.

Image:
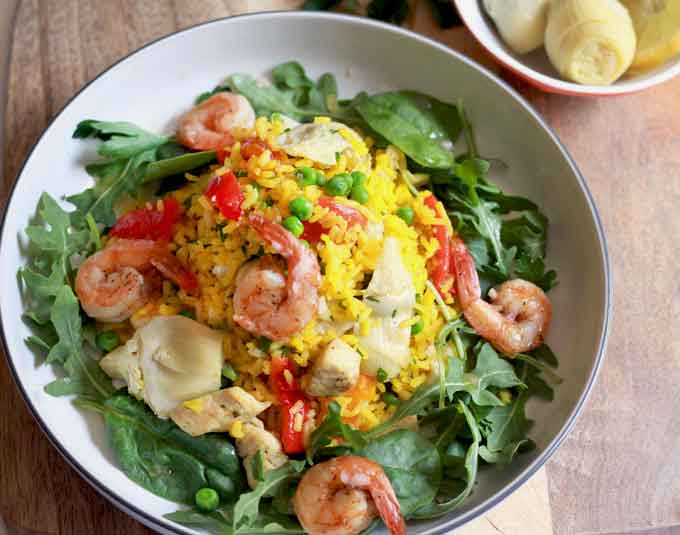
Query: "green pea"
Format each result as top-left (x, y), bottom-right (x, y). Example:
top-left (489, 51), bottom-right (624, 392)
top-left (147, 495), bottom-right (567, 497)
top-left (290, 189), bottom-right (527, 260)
top-left (296, 166), bottom-right (317, 187)
top-left (411, 317), bottom-right (424, 335)
top-left (396, 206), bottom-right (415, 225)
top-left (289, 197), bottom-right (313, 221)
top-left (350, 185), bottom-right (369, 204)
top-left (96, 330), bottom-right (120, 352)
top-left (195, 488), bottom-right (219, 512)
top-left (382, 393), bottom-right (400, 406)
top-left (222, 363), bottom-right (238, 382)
top-left (179, 309), bottom-right (195, 320)
top-left (283, 216), bottom-right (304, 237)
top-left (376, 368), bottom-right (388, 383)
top-left (325, 174), bottom-right (353, 197)
top-left (351, 170), bottom-right (367, 185)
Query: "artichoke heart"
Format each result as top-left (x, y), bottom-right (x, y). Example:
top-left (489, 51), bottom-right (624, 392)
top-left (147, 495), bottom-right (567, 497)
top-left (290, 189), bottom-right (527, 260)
top-left (545, 0), bottom-right (637, 85)
top-left (99, 315), bottom-right (223, 418)
top-left (357, 237), bottom-right (415, 379)
top-left (483, 0), bottom-right (551, 54)
top-left (276, 122), bottom-right (354, 166)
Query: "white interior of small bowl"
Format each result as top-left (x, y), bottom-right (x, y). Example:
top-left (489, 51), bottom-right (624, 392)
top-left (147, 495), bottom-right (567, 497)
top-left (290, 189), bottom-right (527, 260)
top-left (455, 0), bottom-right (680, 95)
top-left (0, 12), bottom-right (609, 535)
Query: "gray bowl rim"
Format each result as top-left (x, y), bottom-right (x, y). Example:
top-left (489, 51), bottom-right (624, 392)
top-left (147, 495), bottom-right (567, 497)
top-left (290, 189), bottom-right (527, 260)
top-left (0, 10), bottom-right (612, 535)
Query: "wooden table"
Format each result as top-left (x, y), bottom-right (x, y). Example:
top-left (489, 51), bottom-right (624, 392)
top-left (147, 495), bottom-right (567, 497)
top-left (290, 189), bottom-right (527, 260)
top-left (1, 1), bottom-right (678, 534)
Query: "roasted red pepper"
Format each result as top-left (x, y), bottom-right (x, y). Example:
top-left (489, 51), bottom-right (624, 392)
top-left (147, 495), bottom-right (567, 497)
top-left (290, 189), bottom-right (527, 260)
top-left (240, 137), bottom-right (267, 160)
top-left (204, 170), bottom-right (244, 221)
top-left (319, 196), bottom-right (368, 228)
top-left (109, 197), bottom-right (182, 241)
top-left (424, 194), bottom-right (455, 297)
top-left (216, 147), bottom-right (230, 165)
top-left (269, 356), bottom-right (309, 454)
top-left (301, 197), bottom-right (368, 244)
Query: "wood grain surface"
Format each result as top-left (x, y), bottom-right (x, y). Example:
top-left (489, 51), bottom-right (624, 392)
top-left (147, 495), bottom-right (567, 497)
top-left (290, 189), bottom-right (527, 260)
top-left (0, 1), bottom-right (678, 535)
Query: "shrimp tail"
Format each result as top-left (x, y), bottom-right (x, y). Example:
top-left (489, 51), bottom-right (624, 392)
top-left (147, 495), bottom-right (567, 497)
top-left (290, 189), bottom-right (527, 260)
top-left (450, 236), bottom-right (481, 307)
top-left (370, 488), bottom-right (407, 535)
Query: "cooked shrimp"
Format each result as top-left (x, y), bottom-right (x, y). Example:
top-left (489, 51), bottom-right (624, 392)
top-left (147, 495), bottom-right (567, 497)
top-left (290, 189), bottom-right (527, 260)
top-left (451, 236), bottom-right (552, 355)
top-left (176, 92), bottom-right (256, 151)
top-left (75, 239), bottom-right (196, 322)
top-left (233, 214), bottom-right (320, 341)
top-left (293, 456), bottom-right (406, 535)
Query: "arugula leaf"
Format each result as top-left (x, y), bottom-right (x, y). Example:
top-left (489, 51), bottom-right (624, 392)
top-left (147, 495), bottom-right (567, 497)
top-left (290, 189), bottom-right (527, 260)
top-left (306, 400), bottom-right (367, 462)
top-left (359, 429), bottom-right (442, 515)
top-left (143, 150), bottom-right (216, 183)
top-left (77, 393), bottom-right (244, 503)
top-left (42, 286), bottom-right (114, 399)
top-left (479, 439), bottom-right (530, 465)
top-left (231, 461), bottom-right (305, 533)
top-left (446, 343), bottom-right (524, 405)
top-left (482, 390), bottom-right (531, 452)
top-left (165, 506), bottom-right (304, 535)
top-left (355, 92), bottom-right (459, 169)
top-left (411, 401), bottom-right (480, 518)
top-left (73, 120), bottom-right (168, 159)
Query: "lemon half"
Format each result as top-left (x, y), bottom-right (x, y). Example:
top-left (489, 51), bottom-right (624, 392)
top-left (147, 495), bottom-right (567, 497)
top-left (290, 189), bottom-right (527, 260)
top-left (622, 0), bottom-right (680, 72)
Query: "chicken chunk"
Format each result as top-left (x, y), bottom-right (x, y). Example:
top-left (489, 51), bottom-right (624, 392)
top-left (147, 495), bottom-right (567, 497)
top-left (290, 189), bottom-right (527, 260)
top-left (304, 338), bottom-right (361, 397)
top-left (237, 421), bottom-right (288, 489)
top-left (170, 386), bottom-right (270, 437)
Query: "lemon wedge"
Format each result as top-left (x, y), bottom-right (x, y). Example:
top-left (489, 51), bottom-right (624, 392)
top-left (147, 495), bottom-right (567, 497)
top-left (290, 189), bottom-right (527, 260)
top-left (622, 0), bottom-right (680, 72)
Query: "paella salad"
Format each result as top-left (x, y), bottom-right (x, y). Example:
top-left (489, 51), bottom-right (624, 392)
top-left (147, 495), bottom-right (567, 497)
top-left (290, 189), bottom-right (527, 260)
top-left (20, 61), bottom-right (560, 535)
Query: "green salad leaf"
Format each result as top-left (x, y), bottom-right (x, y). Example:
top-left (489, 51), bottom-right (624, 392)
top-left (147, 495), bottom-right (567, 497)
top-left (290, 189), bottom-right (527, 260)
top-left (231, 461), bottom-right (305, 533)
top-left (306, 400), bottom-right (367, 462)
top-left (77, 393), bottom-right (245, 504)
top-left (412, 401), bottom-right (480, 518)
top-left (165, 506), bottom-right (304, 535)
top-left (481, 390), bottom-right (531, 453)
top-left (355, 92), bottom-right (460, 168)
top-left (359, 429), bottom-right (442, 516)
top-left (43, 286), bottom-right (114, 399)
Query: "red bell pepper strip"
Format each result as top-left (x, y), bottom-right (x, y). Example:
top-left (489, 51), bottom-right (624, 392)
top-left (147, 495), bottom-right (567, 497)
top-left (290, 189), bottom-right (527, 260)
top-left (269, 356), bottom-right (310, 454)
top-left (109, 198), bottom-right (182, 241)
top-left (204, 170), bottom-right (244, 221)
top-left (424, 194), bottom-right (455, 297)
top-left (301, 197), bottom-right (368, 244)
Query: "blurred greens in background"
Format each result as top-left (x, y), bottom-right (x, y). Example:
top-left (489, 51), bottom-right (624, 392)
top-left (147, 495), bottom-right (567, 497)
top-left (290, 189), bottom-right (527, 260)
top-left (301, 0), bottom-right (461, 28)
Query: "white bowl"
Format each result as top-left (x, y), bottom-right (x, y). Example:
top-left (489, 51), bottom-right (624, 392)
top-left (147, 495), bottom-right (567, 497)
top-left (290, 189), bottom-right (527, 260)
top-left (454, 0), bottom-right (680, 96)
top-left (0, 11), bottom-right (611, 535)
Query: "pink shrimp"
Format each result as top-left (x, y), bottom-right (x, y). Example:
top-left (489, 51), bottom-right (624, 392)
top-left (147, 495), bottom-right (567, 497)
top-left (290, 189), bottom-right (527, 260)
top-left (451, 236), bottom-right (552, 355)
top-left (233, 214), bottom-right (320, 341)
top-left (176, 92), bottom-right (256, 151)
top-left (75, 239), bottom-right (196, 322)
top-left (293, 456), bottom-right (406, 535)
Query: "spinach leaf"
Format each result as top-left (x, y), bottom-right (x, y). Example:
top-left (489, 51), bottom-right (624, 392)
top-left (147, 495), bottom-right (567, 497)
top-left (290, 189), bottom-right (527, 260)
top-left (231, 461), bottom-right (305, 533)
top-left (77, 394), bottom-right (244, 503)
top-left (306, 400), bottom-right (367, 462)
top-left (412, 401), bottom-right (480, 518)
top-left (355, 92), bottom-right (458, 168)
top-left (302, 0), bottom-right (343, 10)
top-left (359, 429), bottom-right (442, 516)
top-left (165, 510), bottom-right (231, 533)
